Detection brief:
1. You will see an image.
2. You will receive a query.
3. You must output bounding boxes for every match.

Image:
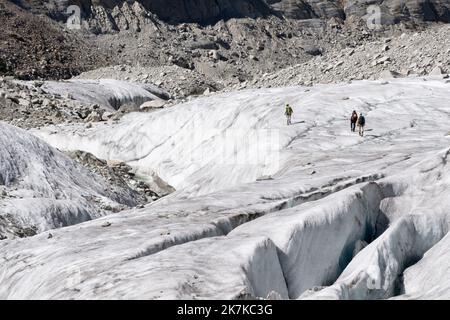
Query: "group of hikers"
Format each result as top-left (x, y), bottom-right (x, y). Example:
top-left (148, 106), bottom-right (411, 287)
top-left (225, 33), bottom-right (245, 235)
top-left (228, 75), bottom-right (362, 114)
top-left (350, 110), bottom-right (366, 137)
top-left (284, 104), bottom-right (366, 137)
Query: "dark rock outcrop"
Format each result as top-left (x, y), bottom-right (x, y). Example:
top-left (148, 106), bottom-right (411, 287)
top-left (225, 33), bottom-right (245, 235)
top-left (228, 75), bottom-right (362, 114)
top-left (64, 0), bottom-right (272, 24)
top-left (267, 0), bottom-right (345, 20)
top-left (11, 0), bottom-right (450, 25)
top-left (268, 0), bottom-right (450, 23)
top-left (343, 0), bottom-right (450, 24)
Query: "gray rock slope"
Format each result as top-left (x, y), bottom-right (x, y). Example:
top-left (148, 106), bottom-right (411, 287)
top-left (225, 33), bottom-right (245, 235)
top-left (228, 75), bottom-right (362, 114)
top-left (19, 0), bottom-right (450, 25)
top-left (89, 0), bottom-right (450, 24)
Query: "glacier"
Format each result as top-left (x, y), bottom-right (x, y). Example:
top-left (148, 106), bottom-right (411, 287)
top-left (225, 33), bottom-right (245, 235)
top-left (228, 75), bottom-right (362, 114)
top-left (0, 76), bottom-right (449, 299)
top-left (18, 79), bottom-right (171, 110)
top-left (0, 122), bottom-right (143, 239)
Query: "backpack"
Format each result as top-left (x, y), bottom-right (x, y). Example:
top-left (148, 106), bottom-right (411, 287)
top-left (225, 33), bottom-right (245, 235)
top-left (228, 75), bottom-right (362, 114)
top-left (359, 116), bottom-right (365, 126)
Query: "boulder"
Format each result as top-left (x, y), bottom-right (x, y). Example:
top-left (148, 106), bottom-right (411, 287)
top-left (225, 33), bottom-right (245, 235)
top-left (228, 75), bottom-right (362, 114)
top-left (379, 70), bottom-right (401, 79)
top-left (85, 110), bottom-right (104, 122)
top-left (302, 45), bottom-right (322, 56)
top-left (430, 66), bottom-right (444, 76)
top-left (118, 102), bottom-right (140, 113)
top-left (140, 99), bottom-right (167, 111)
top-left (188, 40), bottom-right (219, 50)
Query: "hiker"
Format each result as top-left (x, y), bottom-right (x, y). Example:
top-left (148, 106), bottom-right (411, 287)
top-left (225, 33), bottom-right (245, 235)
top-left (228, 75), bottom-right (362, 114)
top-left (357, 113), bottom-right (366, 137)
top-left (350, 110), bottom-right (358, 132)
top-left (285, 104), bottom-right (293, 126)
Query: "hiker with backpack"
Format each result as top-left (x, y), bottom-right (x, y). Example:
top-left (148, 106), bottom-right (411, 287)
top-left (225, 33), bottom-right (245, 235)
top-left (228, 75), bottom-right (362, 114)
top-left (350, 110), bottom-right (358, 132)
top-left (285, 104), bottom-right (293, 126)
top-left (357, 113), bottom-right (366, 137)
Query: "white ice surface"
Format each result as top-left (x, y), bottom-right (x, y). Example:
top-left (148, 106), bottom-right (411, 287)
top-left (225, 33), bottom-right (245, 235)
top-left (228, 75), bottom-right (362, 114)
top-left (0, 122), bottom-right (141, 238)
top-left (1, 77), bottom-right (449, 299)
top-left (33, 78), bottom-right (450, 199)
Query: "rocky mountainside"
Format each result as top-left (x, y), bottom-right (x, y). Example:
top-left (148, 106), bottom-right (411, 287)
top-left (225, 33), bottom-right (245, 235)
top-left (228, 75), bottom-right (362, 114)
top-left (0, 1), bottom-right (110, 80)
top-left (252, 23), bottom-right (450, 88)
top-left (2, 0), bottom-right (449, 82)
top-left (21, 0), bottom-right (450, 24)
top-left (59, 0), bottom-right (450, 32)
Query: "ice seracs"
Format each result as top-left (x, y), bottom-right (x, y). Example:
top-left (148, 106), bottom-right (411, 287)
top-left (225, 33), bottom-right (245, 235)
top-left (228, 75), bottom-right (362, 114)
top-left (302, 149), bottom-right (450, 300)
top-left (394, 232), bottom-right (450, 300)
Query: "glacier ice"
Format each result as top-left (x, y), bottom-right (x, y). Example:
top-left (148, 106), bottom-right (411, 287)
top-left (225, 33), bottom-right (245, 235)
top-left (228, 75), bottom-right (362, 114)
top-left (1, 77), bottom-right (449, 299)
top-left (0, 122), bottom-right (142, 239)
top-left (18, 79), bottom-right (170, 110)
